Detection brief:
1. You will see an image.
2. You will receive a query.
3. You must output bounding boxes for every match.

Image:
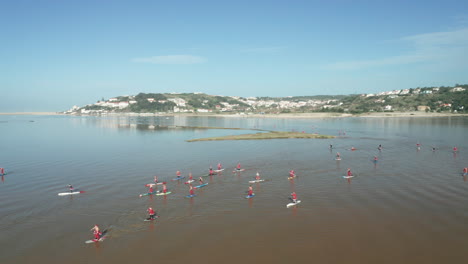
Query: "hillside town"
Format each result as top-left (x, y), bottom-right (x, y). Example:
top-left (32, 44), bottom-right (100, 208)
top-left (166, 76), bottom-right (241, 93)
top-left (64, 85), bottom-right (467, 115)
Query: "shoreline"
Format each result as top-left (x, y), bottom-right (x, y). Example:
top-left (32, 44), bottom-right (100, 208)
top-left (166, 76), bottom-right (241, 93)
top-left (0, 112), bottom-right (63, 116)
top-left (1, 111), bottom-right (467, 118)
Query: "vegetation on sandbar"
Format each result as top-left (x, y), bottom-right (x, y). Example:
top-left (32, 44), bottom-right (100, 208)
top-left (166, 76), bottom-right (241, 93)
top-left (187, 131), bottom-right (334, 142)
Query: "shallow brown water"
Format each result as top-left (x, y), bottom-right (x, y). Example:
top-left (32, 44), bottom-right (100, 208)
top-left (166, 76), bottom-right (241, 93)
top-left (1, 115), bottom-right (468, 264)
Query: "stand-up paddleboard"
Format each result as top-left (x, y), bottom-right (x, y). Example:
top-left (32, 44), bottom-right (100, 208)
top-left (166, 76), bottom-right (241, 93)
top-left (194, 183), bottom-right (208, 189)
top-left (342, 176), bottom-right (354, 179)
top-left (172, 176), bottom-right (185, 181)
top-left (145, 182), bottom-right (166, 187)
top-left (335, 158), bottom-right (342, 161)
top-left (156, 191), bottom-right (172, 196)
top-left (248, 179), bottom-right (265, 183)
top-left (144, 216), bottom-right (159, 222)
top-left (85, 236), bottom-right (107, 243)
top-left (286, 200), bottom-right (301, 208)
top-left (184, 180), bottom-right (194, 184)
top-left (232, 169), bottom-right (245, 173)
top-left (288, 175), bottom-right (296, 180)
top-left (203, 168), bottom-right (226, 177)
top-left (58, 190), bottom-right (85, 196)
top-left (245, 193), bottom-right (255, 199)
top-left (185, 194), bottom-right (196, 198)
top-left (139, 191), bottom-right (159, 197)
top-left (85, 230), bottom-right (108, 244)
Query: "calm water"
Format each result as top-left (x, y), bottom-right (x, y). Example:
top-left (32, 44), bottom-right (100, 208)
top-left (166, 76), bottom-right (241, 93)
top-left (1, 115), bottom-right (468, 264)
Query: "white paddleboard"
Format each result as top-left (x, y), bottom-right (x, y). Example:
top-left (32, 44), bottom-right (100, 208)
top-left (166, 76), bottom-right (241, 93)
top-left (342, 176), bottom-right (354, 179)
top-left (58, 191), bottom-right (84, 196)
top-left (145, 182), bottom-right (165, 187)
top-left (286, 200), bottom-right (301, 208)
top-left (248, 179), bottom-right (265, 183)
top-left (144, 216), bottom-right (159, 221)
top-left (85, 236), bottom-right (106, 243)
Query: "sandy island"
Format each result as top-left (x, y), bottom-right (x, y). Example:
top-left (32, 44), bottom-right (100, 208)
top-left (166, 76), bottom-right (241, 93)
top-left (187, 131), bottom-right (334, 142)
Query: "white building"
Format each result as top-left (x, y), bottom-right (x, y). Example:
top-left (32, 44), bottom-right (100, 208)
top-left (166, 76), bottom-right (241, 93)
top-left (168, 98), bottom-right (186, 107)
top-left (451, 87), bottom-right (466, 92)
top-left (400, 89), bottom-right (410, 95)
top-left (118, 102), bottom-right (129, 109)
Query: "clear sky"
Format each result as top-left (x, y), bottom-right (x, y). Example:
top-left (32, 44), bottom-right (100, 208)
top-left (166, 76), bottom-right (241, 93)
top-left (1, 0), bottom-right (468, 112)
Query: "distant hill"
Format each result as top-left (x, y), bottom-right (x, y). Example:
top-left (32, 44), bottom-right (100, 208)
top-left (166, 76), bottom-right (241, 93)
top-left (66, 85), bottom-right (468, 115)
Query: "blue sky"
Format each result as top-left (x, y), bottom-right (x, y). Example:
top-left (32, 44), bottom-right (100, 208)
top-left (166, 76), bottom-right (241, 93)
top-left (1, 0), bottom-right (468, 112)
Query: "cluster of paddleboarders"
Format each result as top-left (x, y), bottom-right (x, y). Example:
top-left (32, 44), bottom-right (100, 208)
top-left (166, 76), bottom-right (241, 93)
top-left (4, 142), bottom-right (465, 244)
top-left (60, 162), bottom-right (303, 243)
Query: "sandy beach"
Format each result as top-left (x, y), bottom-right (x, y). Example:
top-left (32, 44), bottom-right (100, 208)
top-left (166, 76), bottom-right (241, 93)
top-left (207, 111), bottom-right (468, 119)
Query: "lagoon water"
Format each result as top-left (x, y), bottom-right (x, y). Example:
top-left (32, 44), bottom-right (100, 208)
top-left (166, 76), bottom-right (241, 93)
top-left (1, 114), bottom-right (468, 264)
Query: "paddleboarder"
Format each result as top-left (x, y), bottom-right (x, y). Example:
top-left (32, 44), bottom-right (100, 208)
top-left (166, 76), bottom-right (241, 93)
top-left (198, 177), bottom-right (204, 184)
top-left (236, 163), bottom-right (242, 171)
top-left (188, 172), bottom-right (193, 181)
top-left (463, 168), bottom-right (468, 175)
top-left (217, 163), bottom-right (222, 170)
top-left (91, 225), bottom-right (102, 240)
top-left (209, 166), bottom-right (214, 175)
top-left (453, 147), bottom-right (458, 152)
top-left (0, 167), bottom-right (4, 176)
top-left (247, 185), bottom-right (253, 197)
top-left (373, 156), bottom-right (378, 162)
top-left (153, 176), bottom-right (159, 183)
top-left (147, 207), bottom-right (156, 220)
top-left (336, 152), bottom-right (341, 159)
top-left (68, 184), bottom-right (74, 193)
top-left (162, 184), bottom-right (168, 194)
top-left (255, 172), bottom-right (261, 181)
top-left (291, 192), bottom-right (298, 203)
top-left (189, 185), bottom-right (195, 196)
top-left (378, 144), bottom-right (382, 150)
top-left (289, 170), bottom-right (295, 178)
top-left (176, 171), bottom-right (181, 177)
top-left (347, 168), bottom-right (353, 177)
